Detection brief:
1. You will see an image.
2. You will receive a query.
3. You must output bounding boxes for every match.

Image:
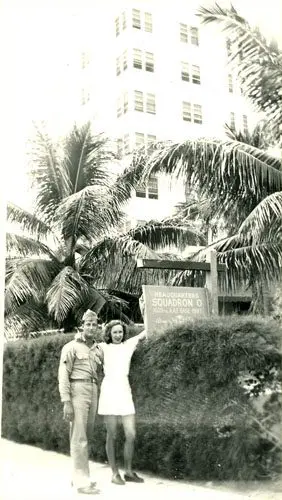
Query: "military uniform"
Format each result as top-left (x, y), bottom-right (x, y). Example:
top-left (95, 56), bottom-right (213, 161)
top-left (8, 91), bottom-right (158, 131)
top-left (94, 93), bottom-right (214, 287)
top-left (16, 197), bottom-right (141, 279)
top-left (58, 332), bottom-right (103, 489)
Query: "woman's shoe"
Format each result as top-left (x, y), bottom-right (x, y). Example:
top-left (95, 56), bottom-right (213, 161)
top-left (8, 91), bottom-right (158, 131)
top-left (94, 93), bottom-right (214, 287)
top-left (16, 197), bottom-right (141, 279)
top-left (77, 485), bottom-right (100, 494)
top-left (111, 473), bottom-right (125, 485)
top-left (71, 481), bottom-right (96, 488)
top-left (124, 472), bottom-right (144, 483)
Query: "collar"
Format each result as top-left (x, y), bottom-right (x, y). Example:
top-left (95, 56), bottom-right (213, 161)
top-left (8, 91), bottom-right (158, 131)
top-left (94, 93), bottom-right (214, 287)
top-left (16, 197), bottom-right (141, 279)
top-left (75, 331), bottom-right (96, 345)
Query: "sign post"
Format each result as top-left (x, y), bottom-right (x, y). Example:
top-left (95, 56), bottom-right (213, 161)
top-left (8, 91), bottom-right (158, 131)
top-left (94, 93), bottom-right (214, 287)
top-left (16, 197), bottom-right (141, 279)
top-left (137, 253), bottom-right (225, 334)
top-left (205, 249), bottom-right (219, 315)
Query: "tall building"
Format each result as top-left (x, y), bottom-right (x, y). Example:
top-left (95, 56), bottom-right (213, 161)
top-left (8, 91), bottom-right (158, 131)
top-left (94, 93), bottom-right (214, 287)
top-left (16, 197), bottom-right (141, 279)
top-left (64, 0), bottom-right (257, 229)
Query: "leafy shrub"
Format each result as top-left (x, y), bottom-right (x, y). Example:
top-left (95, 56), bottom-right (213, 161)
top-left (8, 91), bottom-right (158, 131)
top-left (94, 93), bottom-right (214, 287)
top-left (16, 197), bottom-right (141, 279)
top-left (2, 316), bottom-right (281, 480)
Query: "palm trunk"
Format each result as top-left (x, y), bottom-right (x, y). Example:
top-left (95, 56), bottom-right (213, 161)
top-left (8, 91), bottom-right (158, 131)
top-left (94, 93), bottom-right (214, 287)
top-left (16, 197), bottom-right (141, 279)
top-left (62, 311), bottom-right (77, 333)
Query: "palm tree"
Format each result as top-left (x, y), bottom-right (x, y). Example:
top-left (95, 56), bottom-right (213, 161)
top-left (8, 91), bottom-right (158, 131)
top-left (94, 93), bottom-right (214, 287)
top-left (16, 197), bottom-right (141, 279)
top-left (5, 122), bottom-right (203, 338)
top-left (131, 4), bottom-right (282, 300)
top-left (197, 3), bottom-right (282, 142)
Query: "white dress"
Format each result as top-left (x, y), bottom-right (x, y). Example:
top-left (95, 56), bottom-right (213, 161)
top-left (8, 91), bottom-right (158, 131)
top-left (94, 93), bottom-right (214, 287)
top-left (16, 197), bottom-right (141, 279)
top-left (98, 335), bottom-right (142, 416)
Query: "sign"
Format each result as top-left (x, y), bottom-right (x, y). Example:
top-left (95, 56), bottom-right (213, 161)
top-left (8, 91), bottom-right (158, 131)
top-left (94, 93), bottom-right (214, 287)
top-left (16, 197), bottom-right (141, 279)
top-left (142, 285), bottom-right (210, 334)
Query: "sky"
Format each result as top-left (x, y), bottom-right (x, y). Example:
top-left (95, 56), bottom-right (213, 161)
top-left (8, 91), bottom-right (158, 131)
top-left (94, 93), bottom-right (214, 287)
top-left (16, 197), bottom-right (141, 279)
top-left (1, 0), bottom-right (282, 210)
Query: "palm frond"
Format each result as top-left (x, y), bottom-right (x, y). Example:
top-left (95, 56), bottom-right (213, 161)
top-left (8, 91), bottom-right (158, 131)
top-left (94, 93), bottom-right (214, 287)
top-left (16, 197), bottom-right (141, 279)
top-left (63, 123), bottom-right (115, 194)
top-left (189, 231), bottom-right (282, 290)
top-left (6, 202), bottom-right (54, 237)
top-left (145, 138), bottom-right (282, 225)
top-left (29, 123), bottom-right (70, 220)
top-left (98, 291), bottom-right (132, 324)
top-left (79, 234), bottom-right (158, 279)
top-left (197, 3), bottom-right (282, 139)
top-left (78, 221), bottom-right (207, 293)
top-left (5, 258), bottom-right (60, 313)
top-left (46, 267), bottom-right (104, 323)
top-left (109, 149), bottom-right (149, 205)
top-left (73, 286), bottom-right (106, 323)
top-left (54, 186), bottom-right (125, 247)
top-left (6, 232), bottom-right (58, 260)
top-left (128, 221), bottom-right (206, 250)
top-left (218, 241), bottom-right (282, 289)
top-left (237, 191), bottom-right (282, 242)
top-left (224, 121), bottom-right (273, 150)
top-left (4, 302), bottom-right (50, 340)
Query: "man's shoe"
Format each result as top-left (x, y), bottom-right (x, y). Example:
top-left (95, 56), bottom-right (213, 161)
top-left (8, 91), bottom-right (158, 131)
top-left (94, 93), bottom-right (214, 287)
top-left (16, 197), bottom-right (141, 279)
top-left (77, 485), bottom-right (100, 494)
top-left (124, 472), bottom-right (144, 483)
top-left (111, 473), bottom-right (125, 485)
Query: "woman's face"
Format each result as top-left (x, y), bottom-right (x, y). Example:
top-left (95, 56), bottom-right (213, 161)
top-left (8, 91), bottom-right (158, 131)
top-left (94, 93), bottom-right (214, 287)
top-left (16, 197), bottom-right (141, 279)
top-left (111, 324), bottom-right (124, 344)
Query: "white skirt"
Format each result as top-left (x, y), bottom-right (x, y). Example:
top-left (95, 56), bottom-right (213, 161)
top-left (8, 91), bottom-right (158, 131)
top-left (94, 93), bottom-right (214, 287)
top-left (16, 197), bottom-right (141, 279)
top-left (98, 376), bottom-right (135, 416)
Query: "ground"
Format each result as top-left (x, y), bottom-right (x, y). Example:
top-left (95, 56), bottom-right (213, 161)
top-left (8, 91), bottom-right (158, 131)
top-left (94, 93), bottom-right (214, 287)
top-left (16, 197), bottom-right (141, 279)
top-left (1, 439), bottom-right (281, 500)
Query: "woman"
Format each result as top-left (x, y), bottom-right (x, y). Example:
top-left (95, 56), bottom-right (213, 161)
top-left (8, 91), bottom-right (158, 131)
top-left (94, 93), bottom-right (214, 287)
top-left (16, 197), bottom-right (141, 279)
top-left (98, 320), bottom-right (147, 485)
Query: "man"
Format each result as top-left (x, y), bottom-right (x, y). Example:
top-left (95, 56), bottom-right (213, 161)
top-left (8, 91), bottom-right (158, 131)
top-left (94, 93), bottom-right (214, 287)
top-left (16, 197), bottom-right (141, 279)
top-left (58, 309), bottom-right (103, 495)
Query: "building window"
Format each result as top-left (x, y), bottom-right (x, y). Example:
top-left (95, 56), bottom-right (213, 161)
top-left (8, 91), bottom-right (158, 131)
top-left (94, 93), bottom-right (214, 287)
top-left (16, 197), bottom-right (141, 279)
top-left (133, 49), bottom-right (142, 69)
top-left (133, 49), bottom-right (154, 72)
top-left (228, 74), bottom-right (233, 93)
top-left (117, 97), bottom-right (122, 118)
top-left (132, 8), bottom-right (141, 29)
top-left (121, 11), bottom-right (127, 30)
top-left (81, 52), bottom-right (89, 69)
top-left (123, 50), bottom-right (128, 70)
top-left (134, 91), bottom-right (156, 114)
top-left (192, 65), bottom-right (200, 84)
top-left (183, 102), bottom-right (202, 124)
top-left (181, 62), bottom-right (190, 81)
top-left (115, 17), bottom-right (120, 37)
top-left (230, 112), bottom-right (236, 129)
top-left (123, 134), bottom-right (130, 154)
top-left (81, 88), bottom-right (90, 105)
top-left (117, 92), bottom-right (128, 117)
top-left (145, 52), bottom-right (154, 72)
top-left (134, 90), bottom-right (144, 112)
top-left (146, 93), bottom-right (156, 114)
top-left (117, 138), bottom-right (123, 157)
top-left (136, 182), bottom-right (147, 198)
top-left (180, 23), bottom-right (188, 43)
top-left (148, 175), bottom-right (158, 199)
top-left (183, 102), bottom-right (192, 121)
top-left (116, 56), bottom-right (121, 76)
top-left (124, 92), bottom-right (128, 113)
top-left (180, 24), bottom-right (199, 45)
top-left (191, 27), bottom-right (199, 46)
top-left (117, 135), bottom-right (131, 157)
top-left (181, 63), bottom-right (200, 84)
top-left (145, 12), bottom-right (153, 32)
top-left (193, 104), bottom-right (202, 124)
top-left (135, 132), bottom-right (145, 148)
top-left (116, 51), bottom-right (128, 74)
top-left (132, 9), bottom-right (152, 32)
top-left (135, 132), bottom-right (156, 150)
top-left (242, 114), bottom-right (248, 134)
top-left (147, 134), bottom-right (156, 148)
top-left (136, 175), bottom-right (158, 199)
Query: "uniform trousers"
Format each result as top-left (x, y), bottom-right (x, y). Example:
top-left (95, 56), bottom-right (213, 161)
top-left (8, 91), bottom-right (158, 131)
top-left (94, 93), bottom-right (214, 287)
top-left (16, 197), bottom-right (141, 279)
top-left (69, 381), bottom-right (98, 488)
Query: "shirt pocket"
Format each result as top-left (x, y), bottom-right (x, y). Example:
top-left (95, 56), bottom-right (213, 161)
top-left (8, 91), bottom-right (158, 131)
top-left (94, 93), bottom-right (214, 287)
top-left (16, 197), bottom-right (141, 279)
top-left (75, 353), bottom-right (90, 367)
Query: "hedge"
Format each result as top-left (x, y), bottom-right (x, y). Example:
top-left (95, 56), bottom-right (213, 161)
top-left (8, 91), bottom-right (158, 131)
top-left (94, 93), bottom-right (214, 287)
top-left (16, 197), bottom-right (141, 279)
top-left (2, 316), bottom-right (281, 480)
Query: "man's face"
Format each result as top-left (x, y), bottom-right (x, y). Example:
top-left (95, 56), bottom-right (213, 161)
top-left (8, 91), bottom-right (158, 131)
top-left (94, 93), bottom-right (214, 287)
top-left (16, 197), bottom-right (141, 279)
top-left (82, 319), bottom-right (98, 340)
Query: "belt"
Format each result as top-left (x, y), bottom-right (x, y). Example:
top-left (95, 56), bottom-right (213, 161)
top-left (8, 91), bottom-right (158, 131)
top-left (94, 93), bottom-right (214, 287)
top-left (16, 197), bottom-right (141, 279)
top-left (70, 378), bottom-right (96, 383)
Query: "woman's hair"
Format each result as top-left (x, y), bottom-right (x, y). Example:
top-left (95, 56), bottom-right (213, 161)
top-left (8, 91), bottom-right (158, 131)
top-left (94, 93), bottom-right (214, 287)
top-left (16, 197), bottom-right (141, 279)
top-left (103, 320), bottom-right (128, 344)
